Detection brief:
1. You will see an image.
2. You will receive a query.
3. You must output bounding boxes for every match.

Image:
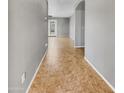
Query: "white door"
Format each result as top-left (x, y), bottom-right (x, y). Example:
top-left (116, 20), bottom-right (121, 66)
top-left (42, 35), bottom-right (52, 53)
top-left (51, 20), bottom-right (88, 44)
top-left (48, 20), bottom-right (57, 37)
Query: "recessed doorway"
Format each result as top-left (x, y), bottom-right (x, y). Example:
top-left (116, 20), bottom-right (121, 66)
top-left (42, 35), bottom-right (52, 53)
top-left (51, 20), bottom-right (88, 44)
top-left (48, 20), bottom-right (57, 37)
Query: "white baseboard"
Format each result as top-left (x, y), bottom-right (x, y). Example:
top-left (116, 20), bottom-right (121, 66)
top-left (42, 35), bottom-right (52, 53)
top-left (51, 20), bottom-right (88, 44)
top-left (26, 49), bottom-right (48, 93)
top-left (74, 46), bottom-right (85, 48)
top-left (84, 56), bottom-right (115, 92)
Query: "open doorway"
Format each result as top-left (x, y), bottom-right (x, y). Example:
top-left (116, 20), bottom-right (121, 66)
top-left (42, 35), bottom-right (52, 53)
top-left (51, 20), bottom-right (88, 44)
top-left (48, 20), bottom-right (57, 37)
top-left (69, 1), bottom-right (85, 48)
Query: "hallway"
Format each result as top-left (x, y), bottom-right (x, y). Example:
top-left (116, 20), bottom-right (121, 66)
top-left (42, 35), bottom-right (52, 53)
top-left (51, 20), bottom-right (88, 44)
top-left (28, 37), bottom-right (113, 93)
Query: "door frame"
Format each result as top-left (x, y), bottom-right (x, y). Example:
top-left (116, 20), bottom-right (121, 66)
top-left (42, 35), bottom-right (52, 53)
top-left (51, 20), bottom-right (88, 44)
top-left (48, 20), bottom-right (57, 37)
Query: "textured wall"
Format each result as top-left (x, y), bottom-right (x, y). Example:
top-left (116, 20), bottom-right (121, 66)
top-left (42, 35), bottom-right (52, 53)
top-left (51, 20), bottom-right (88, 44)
top-left (8, 0), bottom-right (48, 93)
top-left (85, 0), bottom-right (115, 87)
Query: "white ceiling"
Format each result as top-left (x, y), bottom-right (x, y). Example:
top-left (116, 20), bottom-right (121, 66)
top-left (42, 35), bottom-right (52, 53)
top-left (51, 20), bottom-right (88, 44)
top-left (48, 0), bottom-right (82, 17)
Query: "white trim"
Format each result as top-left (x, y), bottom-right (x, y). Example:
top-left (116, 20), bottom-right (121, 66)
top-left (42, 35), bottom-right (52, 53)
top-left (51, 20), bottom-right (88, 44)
top-left (48, 20), bottom-right (57, 37)
top-left (74, 46), bottom-right (85, 48)
top-left (26, 49), bottom-right (48, 93)
top-left (84, 56), bottom-right (115, 92)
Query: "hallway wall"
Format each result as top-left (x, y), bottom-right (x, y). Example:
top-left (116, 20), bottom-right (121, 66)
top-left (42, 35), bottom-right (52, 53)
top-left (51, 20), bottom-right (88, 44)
top-left (69, 1), bottom-right (85, 47)
top-left (57, 18), bottom-right (70, 37)
top-left (8, 0), bottom-right (48, 93)
top-left (85, 0), bottom-right (115, 87)
top-left (75, 1), bottom-right (85, 47)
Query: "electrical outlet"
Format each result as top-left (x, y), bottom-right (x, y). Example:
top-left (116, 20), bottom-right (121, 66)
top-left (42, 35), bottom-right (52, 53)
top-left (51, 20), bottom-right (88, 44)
top-left (21, 72), bottom-right (26, 85)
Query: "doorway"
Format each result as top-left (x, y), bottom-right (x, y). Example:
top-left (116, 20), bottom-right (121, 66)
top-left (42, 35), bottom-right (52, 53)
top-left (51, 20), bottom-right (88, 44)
top-left (48, 20), bottom-right (57, 37)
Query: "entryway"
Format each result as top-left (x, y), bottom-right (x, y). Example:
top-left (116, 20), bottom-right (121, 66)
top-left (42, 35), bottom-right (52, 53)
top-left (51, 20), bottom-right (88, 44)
top-left (48, 20), bottom-right (57, 37)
